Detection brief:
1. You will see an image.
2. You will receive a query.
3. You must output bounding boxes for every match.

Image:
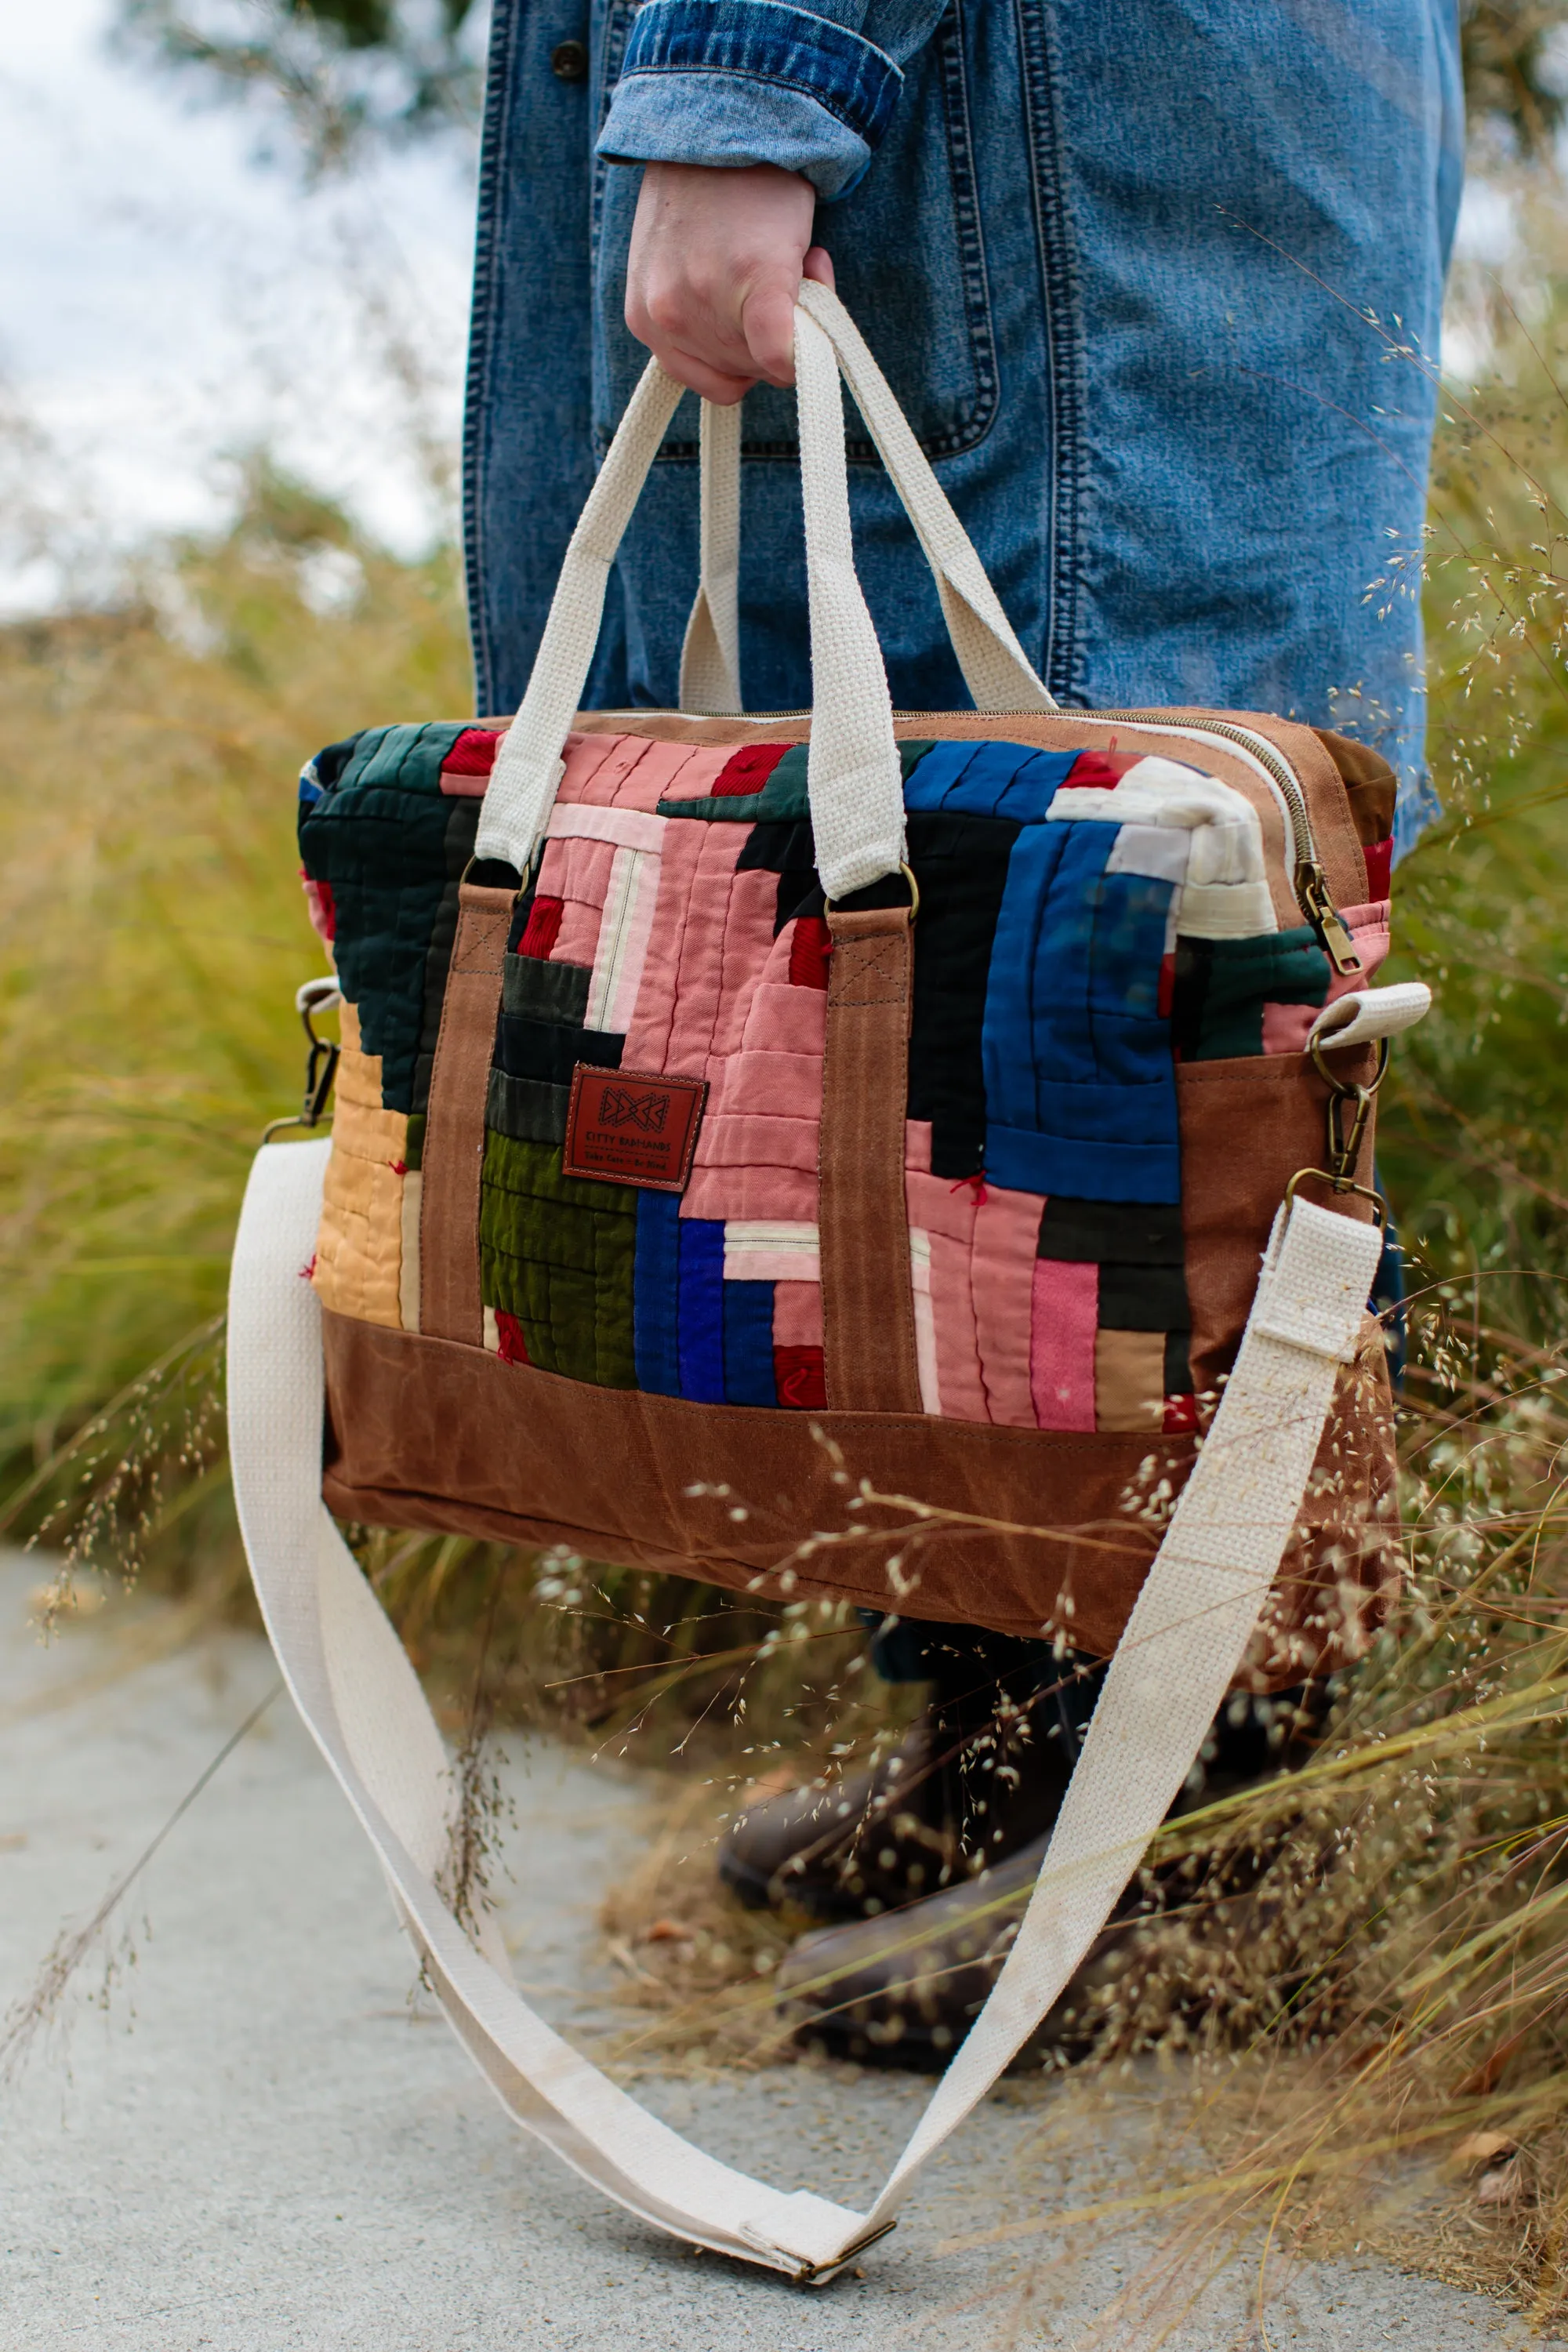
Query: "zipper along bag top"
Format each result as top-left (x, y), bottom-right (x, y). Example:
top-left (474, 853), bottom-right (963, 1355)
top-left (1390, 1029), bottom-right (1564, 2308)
top-left (227, 282), bottom-right (1431, 2279)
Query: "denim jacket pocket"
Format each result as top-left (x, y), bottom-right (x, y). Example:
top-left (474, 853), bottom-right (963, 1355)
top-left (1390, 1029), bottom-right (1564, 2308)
top-left (590, 0), bottom-right (997, 466)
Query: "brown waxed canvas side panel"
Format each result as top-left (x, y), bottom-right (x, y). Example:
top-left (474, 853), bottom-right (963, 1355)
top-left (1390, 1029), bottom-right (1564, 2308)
top-left (1312, 728), bottom-right (1399, 845)
top-left (1177, 1049), bottom-right (1378, 1401)
top-left (318, 1308), bottom-right (1396, 1690)
top-left (819, 903), bottom-right (923, 1414)
top-left (418, 881), bottom-right (513, 1346)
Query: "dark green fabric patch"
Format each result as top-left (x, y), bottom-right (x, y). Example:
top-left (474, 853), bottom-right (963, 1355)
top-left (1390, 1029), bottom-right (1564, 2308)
top-left (656, 739), bottom-right (935, 824)
top-left (479, 1131), bottom-right (637, 1387)
top-left (298, 720), bottom-right (473, 1112)
top-left (486, 1070), bottom-right (569, 1145)
top-left (503, 955), bottom-right (592, 1024)
top-left (1171, 926), bottom-right (1330, 1062)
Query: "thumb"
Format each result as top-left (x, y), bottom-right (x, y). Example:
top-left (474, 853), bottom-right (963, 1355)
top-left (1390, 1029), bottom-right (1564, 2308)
top-left (802, 245), bottom-right (836, 291)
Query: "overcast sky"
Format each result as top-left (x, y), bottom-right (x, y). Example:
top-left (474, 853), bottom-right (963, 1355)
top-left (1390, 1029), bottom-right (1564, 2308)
top-left (0, 0), bottom-right (477, 612)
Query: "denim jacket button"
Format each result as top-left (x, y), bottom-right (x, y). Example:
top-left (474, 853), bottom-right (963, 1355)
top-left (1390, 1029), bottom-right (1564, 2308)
top-left (550, 38), bottom-right (588, 82)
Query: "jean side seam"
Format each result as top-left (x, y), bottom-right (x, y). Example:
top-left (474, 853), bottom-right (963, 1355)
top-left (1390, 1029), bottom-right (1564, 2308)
top-left (462, 0), bottom-right (520, 718)
top-left (933, 0), bottom-right (1000, 459)
top-left (1015, 0), bottom-right (1087, 706)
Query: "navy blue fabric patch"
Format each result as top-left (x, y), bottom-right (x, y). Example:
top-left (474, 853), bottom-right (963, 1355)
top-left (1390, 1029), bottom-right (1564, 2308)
top-left (722, 1279), bottom-right (778, 1407)
top-left (903, 741), bottom-right (1080, 823)
top-left (633, 1189), bottom-right (682, 1397)
top-left (983, 821), bottom-right (1180, 1204)
top-left (677, 1217), bottom-right (727, 1403)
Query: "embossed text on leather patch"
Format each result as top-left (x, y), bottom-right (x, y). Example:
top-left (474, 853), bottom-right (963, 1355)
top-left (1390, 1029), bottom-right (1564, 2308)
top-left (561, 1064), bottom-right (708, 1192)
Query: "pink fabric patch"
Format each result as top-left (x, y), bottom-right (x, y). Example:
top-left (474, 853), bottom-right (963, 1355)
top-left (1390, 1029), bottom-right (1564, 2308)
top-left (1261, 1000), bottom-right (1317, 1055)
top-left (971, 1185), bottom-right (1049, 1427)
top-left (1030, 1260), bottom-right (1098, 1432)
top-left (902, 1171), bottom-right (1044, 1426)
top-left (535, 834), bottom-right (617, 971)
top-left (1324, 899), bottom-right (1391, 1004)
top-left (708, 1052), bottom-right (825, 1124)
top-left (684, 1164), bottom-right (819, 1221)
top-left (773, 1279), bottom-right (824, 1348)
top-left (905, 1120), bottom-right (934, 1175)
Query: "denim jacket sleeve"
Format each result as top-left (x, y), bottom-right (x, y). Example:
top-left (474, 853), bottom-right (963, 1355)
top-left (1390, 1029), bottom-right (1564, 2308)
top-left (596, 0), bottom-right (949, 200)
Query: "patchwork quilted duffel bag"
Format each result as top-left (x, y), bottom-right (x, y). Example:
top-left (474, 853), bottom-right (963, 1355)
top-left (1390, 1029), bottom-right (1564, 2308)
top-left (227, 282), bottom-right (1430, 2281)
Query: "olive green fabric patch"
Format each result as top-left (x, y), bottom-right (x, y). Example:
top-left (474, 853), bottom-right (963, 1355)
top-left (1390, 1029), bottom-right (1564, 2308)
top-left (479, 1131), bottom-right (637, 1386)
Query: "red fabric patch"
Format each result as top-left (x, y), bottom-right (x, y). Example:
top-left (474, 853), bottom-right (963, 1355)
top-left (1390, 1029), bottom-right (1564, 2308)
top-left (775, 1345), bottom-right (826, 1410)
top-left (1163, 1392), bottom-right (1200, 1435)
top-left (788, 914), bottom-right (833, 989)
top-left (1157, 950), bottom-right (1175, 1019)
top-left (1060, 750), bottom-right (1142, 790)
top-left (443, 728), bottom-right (502, 777)
top-left (495, 1310), bottom-right (531, 1366)
top-left (517, 895), bottom-right (564, 960)
top-left (1362, 836), bottom-right (1393, 902)
top-left (711, 742), bottom-right (792, 797)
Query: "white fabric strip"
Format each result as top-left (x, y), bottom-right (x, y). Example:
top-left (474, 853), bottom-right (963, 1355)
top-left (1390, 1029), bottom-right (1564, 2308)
top-left (227, 1143), bottom-right (1385, 2279)
top-left (677, 395), bottom-right (744, 716)
top-left (586, 846), bottom-right (659, 1035)
top-left (545, 801), bottom-right (667, 855)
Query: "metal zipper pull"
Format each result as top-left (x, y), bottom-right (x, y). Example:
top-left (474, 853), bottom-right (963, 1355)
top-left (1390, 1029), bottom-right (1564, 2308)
top-left (1297, 862), bottom-right (1363, 975)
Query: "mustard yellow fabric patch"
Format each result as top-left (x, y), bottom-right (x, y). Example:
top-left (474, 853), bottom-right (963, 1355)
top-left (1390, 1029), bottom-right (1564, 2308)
top-left (313, 1005), bottom-right (410, 1330)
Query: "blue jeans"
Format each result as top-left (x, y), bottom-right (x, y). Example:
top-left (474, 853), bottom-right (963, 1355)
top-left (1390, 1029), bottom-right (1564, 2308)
top-left (465, 1), bottom-right (1463, 858)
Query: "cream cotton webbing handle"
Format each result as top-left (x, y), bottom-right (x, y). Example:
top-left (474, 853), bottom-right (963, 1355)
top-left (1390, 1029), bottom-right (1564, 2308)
top-left (479, 306), bottom-right (906, 899)
top-left (228, 1140), bottom-right (1387, 2281)
top-left (678, 280), bottom-right (1057, 722)
top-left (677, 395), bottom-right (743, 716)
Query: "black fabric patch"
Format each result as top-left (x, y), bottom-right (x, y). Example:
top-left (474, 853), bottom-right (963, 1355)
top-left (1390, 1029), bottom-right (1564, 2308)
top-left (736, 819), bottom-right (822, 935)
top-left (1097, 1263), bottom-right (1191, 1330)
top-left (903, 809), bottom-right (1021, 1178)
top-left (495, 1015), bottom-right (623, 1089)
top-left (1163, 1328), bottom-right (1193, 1394)
top-left (1037, 1198), bottom-right (1185, 1265)
top-left (410, 799), bottom-right (479, 1121)
top-left (1170, 937), bottom-right (1213, 1064)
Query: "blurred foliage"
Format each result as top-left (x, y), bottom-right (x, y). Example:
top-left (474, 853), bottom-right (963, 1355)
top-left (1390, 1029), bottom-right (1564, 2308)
top-left (113, 0), bottom-right (486, 172)
top-left (0, 462), bottom-right (469, 1599)
top-left (1465, 1), bottom-right (1568, 158)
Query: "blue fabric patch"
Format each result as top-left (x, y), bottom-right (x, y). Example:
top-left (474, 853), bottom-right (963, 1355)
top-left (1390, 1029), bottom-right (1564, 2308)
top-left (677, 1217), bottom-right (727, 1403)
top-left (722, 1279), bottom-right (778, 1407)
top-left (633, 1190), bottom-right (682, 1397)
top-left (904, 742), bottom-right (1080, 823)
top-left (982, 822), bottom-right (1181, 1204)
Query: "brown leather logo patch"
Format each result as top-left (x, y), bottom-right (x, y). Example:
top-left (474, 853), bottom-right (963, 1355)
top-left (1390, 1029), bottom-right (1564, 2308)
top-left (562, 1065), bottom-right (707, 1192)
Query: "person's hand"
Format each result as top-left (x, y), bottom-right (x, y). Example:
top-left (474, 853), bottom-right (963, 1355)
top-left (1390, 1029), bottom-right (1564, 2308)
top-left (626, 161), bottom-right (837, 403)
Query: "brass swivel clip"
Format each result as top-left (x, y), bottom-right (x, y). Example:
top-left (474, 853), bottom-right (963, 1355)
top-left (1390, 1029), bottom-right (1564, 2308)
top-left (263, 978), bottom-right (343, 1143)
top-left (1283, 1031), bottom-right (1392, 1229)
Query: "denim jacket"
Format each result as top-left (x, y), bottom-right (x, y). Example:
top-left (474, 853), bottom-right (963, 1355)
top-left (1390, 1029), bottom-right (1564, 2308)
top-left (465, 2), bottom-right (1463, 852)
